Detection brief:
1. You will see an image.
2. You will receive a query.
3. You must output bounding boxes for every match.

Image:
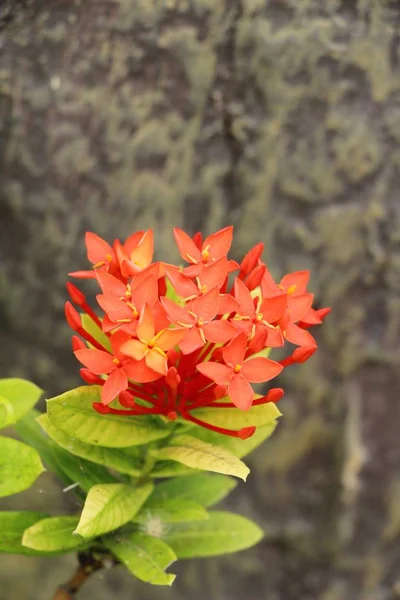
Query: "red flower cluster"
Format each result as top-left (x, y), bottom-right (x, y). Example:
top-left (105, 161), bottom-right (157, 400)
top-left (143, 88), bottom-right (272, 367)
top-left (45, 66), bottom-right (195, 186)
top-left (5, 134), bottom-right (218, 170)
top-left (66, 227), bottom-right (330, 439)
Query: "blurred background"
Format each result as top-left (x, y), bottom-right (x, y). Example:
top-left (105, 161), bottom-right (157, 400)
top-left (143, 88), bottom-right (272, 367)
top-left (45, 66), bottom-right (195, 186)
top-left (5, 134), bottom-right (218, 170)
top-left (0, 0), bottom-right (399, 599)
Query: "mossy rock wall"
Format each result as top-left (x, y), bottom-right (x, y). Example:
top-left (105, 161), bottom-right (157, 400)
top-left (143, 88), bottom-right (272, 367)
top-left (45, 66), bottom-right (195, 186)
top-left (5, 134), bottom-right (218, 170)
top-left (0, 1), bottom-right (399, 599)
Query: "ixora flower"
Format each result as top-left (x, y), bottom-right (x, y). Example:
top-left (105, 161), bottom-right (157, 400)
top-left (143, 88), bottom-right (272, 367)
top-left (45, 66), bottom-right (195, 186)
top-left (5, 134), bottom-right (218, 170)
top-left (66, 227), bottom-right (330, 439)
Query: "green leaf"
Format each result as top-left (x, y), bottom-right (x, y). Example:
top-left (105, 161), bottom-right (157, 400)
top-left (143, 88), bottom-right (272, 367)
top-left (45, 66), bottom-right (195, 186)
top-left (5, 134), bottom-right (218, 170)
top-left (0, 379), bottom-right (42, 427)
top-left (0, 396), bottom-right (16, 429)
top-left (165, 511), bottom-right (263, 558)
top-left (135, 498), bottom-right (209, 524)
top-left (15, 410), bottom-right (69, 479)
top-left (0, 511), bottom-right (48, 554)
top-left (149, 461), bottom-right (196, 478)
top-left (151, 435), bottom-right (250, 481)
top-left (81, 314), bottom-right (112, 352)
top-left (75, 482), bottom-right (153, 538)
top-left (52, 449), bottom-right (118, 494)
top-left (0, 437), bottom-right (45, 497)
top-left (15, 410), bottom-right (84, 489)
top-left (148, 473), bottom-right (237, 508)
top-left (47, 386), bottom-right (170, 448)
top-left (22, 516), bottom-right (85, 552)
top-left (105, 531), bottom-right (176, 586)
top-left (192, 401), bottom-right (281, 430)
top-left (193, 420), bottom-right (279, 458)
top-left (38, 414), bottom-right (142, 476)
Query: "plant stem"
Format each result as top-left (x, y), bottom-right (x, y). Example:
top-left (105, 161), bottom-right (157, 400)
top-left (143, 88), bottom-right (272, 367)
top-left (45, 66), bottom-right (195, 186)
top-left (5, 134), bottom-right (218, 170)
top-left (51, 550), bottom-right (113, 599)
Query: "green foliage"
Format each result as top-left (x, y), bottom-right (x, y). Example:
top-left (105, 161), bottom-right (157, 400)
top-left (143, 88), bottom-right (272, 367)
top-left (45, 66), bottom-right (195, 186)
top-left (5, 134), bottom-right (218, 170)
top-left (135, 498), bottom-right (209, 524)
top-left (0, 378), bottom-right (42, 428)
top-left (148, 460), bottom-right (196, 478)
top-left (0, 396), bottom-right (16, 429)
top-left (0, 512), bottom-right (48, 554)
top-left (165, 511), bottom-right (263, 558)
top-left (75, 482), bottom-right (153, 538)
top-left (22, 516), bottom-right (86, 552)
top-left (150, 434), bottom-right (250, 480)
top-left (146, 473), bottom-right (237, 507)
top-left (38, 414), bottom-right (142, 476)
top-left (46, 386), bottom-right (170, 447)
top-left (1, 377), bottom-right (274, 583)
top-left (0, 437), bottom-right (45, 497)
top-left (51, 447), bottom-right (118, 493)
top-left (105, 531), bottom-right (177, 586)
top-left (14, 410), bottom-right (73, 484)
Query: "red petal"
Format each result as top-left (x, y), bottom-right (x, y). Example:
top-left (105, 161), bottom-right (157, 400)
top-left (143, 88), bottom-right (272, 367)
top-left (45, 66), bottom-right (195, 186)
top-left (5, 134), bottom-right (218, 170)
top-left (161, 297), bottom-right (193, 325)
top-left (131, 275), bottom-right (159, 310)
top-left (164, 265), bottom-right (198, 298)
top-left (74, 348), bottom-right (115, 374)
top-left (266, 327), bottom-right (285, 348)
top-left (218, 294), bottom-right (240, 315)
top-left (298, 307), bottom-right (322, 326)
top-left (192, 231), bottom-right (203, 249)
top-left (204, 226), bottom-right (233, 261)
top-left (261, 293), bottom-right (287, 323)
top-left (239, 243), bottom-right (264, 278)
top-left (222, 333), bottom-right (247, 367)
top-left (173, 228), bottom-right (202, 263)
top-left (96, 272), bottom-right (127, 297)
top-left (228, 375), bottom-right (254, 410)
top-left (85, 232), bottom-right (114, 264)
top-left (284, 323), bottom-right (316, 347)
top-left (196, 362), bottom-right (233, 385)
top-left (120, 339), bottom-right (146, 360)
top-left (123, 358), bottom-right (162, 383)
top-left (109, 330), bottom-right (132, 360)
top-left (241, 357), bottom-right (283, 383)
top-left (260, 268), bottom-right (279, 297)
top-left (288, 294), bottom-right (314, 322)
top-left (182, 264), bottom-right (202, 278)
top-left (146, 349), bottom-right (168, 375)
top-left (96, 295), bottom-right (133, 322)
top-left (101, 369), bottom-right (128, 405)
top-left (123, 230), bottom-right (145, 255)
top-left (199, 256), bottom-right (228, 292)
top-left (188, 287), bottom-right (219, 322)
top-left (234, 278), bottom-right (255, 317)
top-left (136, 304), bottom-right (155, 341)
top-left (156, 327), bottom-right (187, 351)
top-left (315, 307), bottom-right (331, 321)
top-left (280, 270), bottom-right (310, 294)
top-left (129, 229), bottom-right (154, 269)
top-left (203, 320), bottom-right (238, 344)
top-left (245, 264), bottom-right (265, 291)
top-left (179, 328), bottom-right (205, 354)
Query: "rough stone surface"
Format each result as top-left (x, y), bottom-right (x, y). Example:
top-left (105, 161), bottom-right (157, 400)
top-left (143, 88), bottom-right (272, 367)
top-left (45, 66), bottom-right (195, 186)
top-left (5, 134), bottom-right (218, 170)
top-left (0, 1), bottom-right (399, 599)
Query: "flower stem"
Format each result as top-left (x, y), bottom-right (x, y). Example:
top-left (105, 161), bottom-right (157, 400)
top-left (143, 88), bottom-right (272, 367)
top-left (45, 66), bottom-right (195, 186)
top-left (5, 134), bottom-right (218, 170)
top-left (51, 550), bottom-right (115, 600)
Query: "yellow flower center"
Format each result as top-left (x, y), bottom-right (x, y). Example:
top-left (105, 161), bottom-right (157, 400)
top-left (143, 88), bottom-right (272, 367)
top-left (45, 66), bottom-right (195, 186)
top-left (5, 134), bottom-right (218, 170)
top-left (201, 246), bottom-right (210, 261)
top-left (234, 364), bottom-right (241, 374)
